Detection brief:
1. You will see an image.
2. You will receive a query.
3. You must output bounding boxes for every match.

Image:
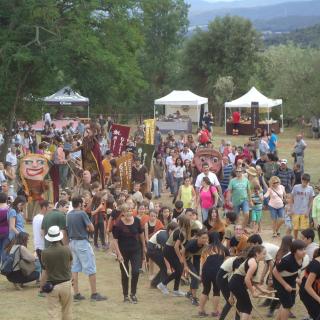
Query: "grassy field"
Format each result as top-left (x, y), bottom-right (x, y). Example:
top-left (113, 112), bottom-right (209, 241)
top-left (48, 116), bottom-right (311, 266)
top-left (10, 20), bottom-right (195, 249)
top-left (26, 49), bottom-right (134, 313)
top-left (0, 126), bottom-right (318, 320)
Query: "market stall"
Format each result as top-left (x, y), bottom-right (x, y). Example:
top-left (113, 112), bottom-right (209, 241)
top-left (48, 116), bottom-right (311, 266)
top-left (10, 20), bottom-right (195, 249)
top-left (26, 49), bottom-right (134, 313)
top-left (43, 86), bottom-right (90, 118)
top-left (224, 87), bottom-right (283, 135)
top-left (154, 90), bottom-right (208, 132)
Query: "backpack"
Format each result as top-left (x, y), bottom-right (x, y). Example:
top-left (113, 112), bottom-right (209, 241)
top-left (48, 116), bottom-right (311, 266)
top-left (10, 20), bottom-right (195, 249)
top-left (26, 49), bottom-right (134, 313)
top-left (0, 245), bottom-right (20, 276)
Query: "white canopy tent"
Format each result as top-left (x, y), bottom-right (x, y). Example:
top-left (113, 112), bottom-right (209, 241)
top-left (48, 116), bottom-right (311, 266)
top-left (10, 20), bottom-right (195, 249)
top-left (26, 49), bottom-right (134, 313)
top-left (224, 87), bottom-right (283, 132)
top-left (154, 90), bottom-right (208, 125)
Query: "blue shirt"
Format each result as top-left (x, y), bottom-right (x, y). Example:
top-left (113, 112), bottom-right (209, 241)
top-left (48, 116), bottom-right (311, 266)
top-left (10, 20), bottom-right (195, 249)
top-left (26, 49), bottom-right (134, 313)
top-left (8, 208), bottom-right (25, 240)
top-left (269, 133), bottom-right (278, 152)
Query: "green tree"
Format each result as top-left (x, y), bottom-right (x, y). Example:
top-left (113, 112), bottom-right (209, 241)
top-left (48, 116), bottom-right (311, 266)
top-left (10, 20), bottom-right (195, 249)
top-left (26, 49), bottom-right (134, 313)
top-left (138, 0), bottom-right (189, 109)
top-left (212, 76), bottom-right (235, 126)
top-left (181, 16), bottom-right (261, 118)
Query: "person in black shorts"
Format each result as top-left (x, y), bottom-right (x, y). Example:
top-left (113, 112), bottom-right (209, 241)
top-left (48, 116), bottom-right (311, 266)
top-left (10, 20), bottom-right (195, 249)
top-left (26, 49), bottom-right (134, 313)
top-left (182, 229), bottom-right (209, 306)
top-left (216, 252), bottom-right (248, 320)
top-left (113, 204), bottom-right (146, 304)
top-left (157, 215), bottom-right (191, 297)
top-left (228, 245), bottom-right (267, 319)
top-left (299, 248), bottom-right (320, 320)
top-left (272, 240), bottom-right (307, 320)
top-left (147, 221), bottom-right (178, 289)
top-left (198, 231), bottom-right (229, 317)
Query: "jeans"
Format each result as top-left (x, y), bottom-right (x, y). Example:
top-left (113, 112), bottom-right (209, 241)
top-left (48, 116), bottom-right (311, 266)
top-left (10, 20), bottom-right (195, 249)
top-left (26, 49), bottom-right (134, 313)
top-left (163, 246), bottom-right (183, 291)
top-left (94, 222), bottom-right (106, 247)
top-left (58, 164), bottom-right (69, 188)
top-left (167, 171), bottom-right (174, 195)
top-left (0, 236), bottom-right (9, 264)
top-left (201, 208), bottom-right (209, 222)
top-left (70, 240), bottom-right (96, 275)
top-left (173, 177), bottom-right (183, 194)
top-left (153, 178), bottom-right (162, 197)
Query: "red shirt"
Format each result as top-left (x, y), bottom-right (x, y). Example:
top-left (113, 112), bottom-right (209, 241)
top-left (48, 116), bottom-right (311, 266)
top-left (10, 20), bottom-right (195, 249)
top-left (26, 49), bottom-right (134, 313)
top-left (232, 111), bottom-right (240, 124)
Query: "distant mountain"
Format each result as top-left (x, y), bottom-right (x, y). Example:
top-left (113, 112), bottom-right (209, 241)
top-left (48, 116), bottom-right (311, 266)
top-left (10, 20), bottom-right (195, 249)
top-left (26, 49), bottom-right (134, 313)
top-left (189, 0), bottom-right (320, 28)
top-left (264, 23), bottom-right (320, 47)
top-left (188, 0), bottom-right (312, 17)
top-left (255, 16), bottom-right (320, 32)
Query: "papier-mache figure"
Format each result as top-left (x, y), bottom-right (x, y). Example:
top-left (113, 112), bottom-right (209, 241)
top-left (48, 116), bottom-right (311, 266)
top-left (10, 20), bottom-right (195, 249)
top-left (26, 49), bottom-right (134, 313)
top-left (20, 154), bottom-right (50, 221)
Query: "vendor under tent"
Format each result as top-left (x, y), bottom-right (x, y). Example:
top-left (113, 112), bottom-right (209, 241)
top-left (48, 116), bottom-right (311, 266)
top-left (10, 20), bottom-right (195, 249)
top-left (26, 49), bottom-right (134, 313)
top-left (43, 86), bottom-right (90, 118)
top-left (154, 90), bottom-right (208, 132)
top-left (224, 87), bottom-right (283, 135)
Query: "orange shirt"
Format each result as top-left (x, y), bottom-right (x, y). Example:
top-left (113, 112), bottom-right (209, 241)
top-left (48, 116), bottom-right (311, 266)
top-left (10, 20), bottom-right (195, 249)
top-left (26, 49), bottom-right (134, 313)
top-left (102, 159), bottom-right (112, 177)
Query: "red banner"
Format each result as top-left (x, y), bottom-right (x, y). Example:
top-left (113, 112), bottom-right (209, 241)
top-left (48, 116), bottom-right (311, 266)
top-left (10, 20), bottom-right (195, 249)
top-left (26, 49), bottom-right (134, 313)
top-left (110, 124), bottom-right (130, 156)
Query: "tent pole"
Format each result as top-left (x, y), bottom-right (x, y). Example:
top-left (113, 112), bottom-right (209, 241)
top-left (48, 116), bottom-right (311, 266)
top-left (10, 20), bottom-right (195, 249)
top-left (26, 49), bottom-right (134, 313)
top-left (281, 104), bottom-right (284, 133)
top-left (153, 104), bottom-right (156, 120)
top-left (197, 105), bottom-right (199, 127)
top-left (267, 107), bottom-right (270, 133)
top-left (225, 106), bottom-right (227, 134)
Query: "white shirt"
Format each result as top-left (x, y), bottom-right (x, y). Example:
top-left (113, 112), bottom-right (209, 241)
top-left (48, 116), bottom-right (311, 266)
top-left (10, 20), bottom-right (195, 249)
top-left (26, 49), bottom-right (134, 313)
top-left (228, 152), bottom-right (237, 165)
top-left (0, 133), bottom-right (4, 146)
top-left (165, 156), bottom-right (175, 173)
top-left (180, 150), bottom-right (194, 162)
top-left (6, 152), bottom-right (17, 166)
top-left (44, 113), bottom-right (52, 123)
top-left (0, 171), bottom-right (6, 184)
top-left (33, 214), bottom-right (44, 250)
top-left (263, 242), bottom-right (279, 261)
top-left (173, 165), bottom-right (185, 179)
top-left (306, 242), bottom-right (319, 261)
top-left (195, 171), bottom-right (220, 189)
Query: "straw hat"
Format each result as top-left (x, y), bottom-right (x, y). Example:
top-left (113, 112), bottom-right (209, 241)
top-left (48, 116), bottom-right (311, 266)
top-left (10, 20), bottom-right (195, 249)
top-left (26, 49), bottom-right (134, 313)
top-left (246, 167), bottom-right (257, 176)
top-left (45, 226), bottom-right (63, 242)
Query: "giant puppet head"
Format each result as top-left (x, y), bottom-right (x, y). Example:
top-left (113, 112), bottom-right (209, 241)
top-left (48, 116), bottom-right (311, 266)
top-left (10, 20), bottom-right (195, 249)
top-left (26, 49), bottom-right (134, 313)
top-left (20, 154), bottom-right (49, 181)
top-left (193, 148), bottom-right (222, 176)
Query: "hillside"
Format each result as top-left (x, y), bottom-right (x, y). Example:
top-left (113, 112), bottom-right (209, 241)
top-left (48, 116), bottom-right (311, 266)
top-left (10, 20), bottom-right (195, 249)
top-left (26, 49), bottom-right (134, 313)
top-left (264, 23), bottom-right (320, 47)
top-left (189, 0), bottom-right (320, 29)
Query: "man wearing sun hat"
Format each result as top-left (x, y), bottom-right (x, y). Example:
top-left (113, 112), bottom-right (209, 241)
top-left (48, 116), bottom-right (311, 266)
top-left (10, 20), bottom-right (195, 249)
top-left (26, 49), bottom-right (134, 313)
top-left (41, 225), bottom-right (73, 320)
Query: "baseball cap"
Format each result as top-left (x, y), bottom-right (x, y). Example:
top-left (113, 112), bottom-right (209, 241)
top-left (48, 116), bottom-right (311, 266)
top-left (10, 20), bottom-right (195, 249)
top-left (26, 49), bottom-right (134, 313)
top-left (280, 159), bottom-right (288, 164)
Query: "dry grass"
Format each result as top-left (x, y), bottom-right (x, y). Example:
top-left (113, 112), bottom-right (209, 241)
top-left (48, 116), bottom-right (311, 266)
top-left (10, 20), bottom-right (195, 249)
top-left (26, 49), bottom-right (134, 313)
top-left (0, 126), bottom-right (318, 320)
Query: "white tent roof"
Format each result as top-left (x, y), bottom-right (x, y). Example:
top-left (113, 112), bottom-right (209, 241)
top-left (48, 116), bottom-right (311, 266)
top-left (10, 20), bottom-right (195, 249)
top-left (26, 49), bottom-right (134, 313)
top-left (225, 87), bottom-right (282, 108)
top-left (154, 90), bottom-right (208, 106)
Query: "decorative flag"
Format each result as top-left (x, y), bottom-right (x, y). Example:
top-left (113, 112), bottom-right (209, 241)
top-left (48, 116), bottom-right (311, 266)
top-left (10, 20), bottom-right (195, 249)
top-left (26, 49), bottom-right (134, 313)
top-left (144, 119), bottom-right (155, 145)
top-left (136, 143), bottom-right (155, 172)
top-left (110, 124), bottom-right (130, 156)
top-left (116, 153), bottom-right (133, 191)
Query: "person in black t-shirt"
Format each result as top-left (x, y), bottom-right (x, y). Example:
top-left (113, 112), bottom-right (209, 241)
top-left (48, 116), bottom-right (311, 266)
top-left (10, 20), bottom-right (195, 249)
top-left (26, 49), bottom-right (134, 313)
top-left (299, 248), bottom-right (320, 320)
top-left (112, 204), bottom-right (146, 304)
top-left (182, 229), bottom-right (209, 306)
top-left (147, 222), bottom-right (178, 289)
top-left (198, 231), bottom-right (230, 317)
top-left (272, 240), bottom-right (307, 320)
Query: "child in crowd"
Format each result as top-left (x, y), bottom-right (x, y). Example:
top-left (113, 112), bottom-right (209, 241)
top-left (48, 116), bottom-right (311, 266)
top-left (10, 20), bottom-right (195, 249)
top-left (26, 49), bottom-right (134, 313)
top-left (251, 184), bottom-right (264, 233)
top-left (284, 193), bottom-right (293, 235)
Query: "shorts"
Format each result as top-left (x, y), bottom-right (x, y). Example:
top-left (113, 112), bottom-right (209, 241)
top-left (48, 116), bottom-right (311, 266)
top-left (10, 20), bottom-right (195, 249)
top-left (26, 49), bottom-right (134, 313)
top-left (70, 239), bottom-right (96, 275)
top-left (292, 214), bottom-right (309, 231)
top-left (233, 200), bottom-right (250, 215)
top-left (269, 206), bottom-right (284, 220)
top-left (273, 278), bottom-right (296, 309)
top-left (251, 209), bottom-right (262, 222)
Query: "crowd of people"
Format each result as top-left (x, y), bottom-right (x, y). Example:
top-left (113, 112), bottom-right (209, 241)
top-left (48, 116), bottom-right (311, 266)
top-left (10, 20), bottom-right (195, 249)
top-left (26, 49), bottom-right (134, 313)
top-left (0, 115), bottom-right (319, 320)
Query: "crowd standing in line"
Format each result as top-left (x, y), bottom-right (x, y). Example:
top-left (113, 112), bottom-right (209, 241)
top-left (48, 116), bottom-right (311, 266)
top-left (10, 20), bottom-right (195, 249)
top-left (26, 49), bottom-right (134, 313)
top-left (0, 114), bottom-right (319, 320)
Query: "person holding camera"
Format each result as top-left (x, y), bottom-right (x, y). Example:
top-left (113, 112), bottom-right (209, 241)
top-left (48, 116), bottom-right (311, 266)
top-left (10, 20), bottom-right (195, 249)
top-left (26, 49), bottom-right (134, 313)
top-left (42, 226), bottom-right (73, 320)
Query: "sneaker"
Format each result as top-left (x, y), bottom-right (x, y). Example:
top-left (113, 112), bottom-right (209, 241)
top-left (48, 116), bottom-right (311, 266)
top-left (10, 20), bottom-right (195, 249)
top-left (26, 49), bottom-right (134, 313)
top-left (130, 294), bottom-right (138, 304)
top-left (91, 293), bottom-right (107, 301)
top-left (74, 293), bottom-right (86, 301)
top-left (266, 310), bottom-right (274, 318)
top-left (186, 291), bottom-right (193, 299)
top-left (38, 291), bottom-right (46, 298)
top-left (198, 311), bottom-right (209, 317)
top-left (123, 295), bottom-right (130, 303)
top-left (157, 282), bottom-right (169, 295)
top-left (191, 297), bottom-right (199, 306)
top-left (172, 290), bottom-right (186, 297)
top-left (288, 311), bottom-right (296, 319)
